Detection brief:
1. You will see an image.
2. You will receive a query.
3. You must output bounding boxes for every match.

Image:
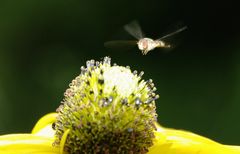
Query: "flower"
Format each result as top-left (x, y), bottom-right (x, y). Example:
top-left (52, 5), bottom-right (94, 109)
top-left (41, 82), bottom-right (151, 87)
top-left (1, 57), bottom-right (240, 154)
top-left (1, 113), bottom-right (240, 154)
top-left (54, 57), bottom-right (159, 153)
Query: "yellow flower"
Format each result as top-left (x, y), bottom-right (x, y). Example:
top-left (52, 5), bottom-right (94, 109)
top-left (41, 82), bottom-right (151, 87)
top-left (1, 113), bottom-right (240, 154)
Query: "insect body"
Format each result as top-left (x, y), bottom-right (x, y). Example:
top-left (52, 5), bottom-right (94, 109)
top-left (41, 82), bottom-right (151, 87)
top-left (137, 38), bottom-right (170, 55)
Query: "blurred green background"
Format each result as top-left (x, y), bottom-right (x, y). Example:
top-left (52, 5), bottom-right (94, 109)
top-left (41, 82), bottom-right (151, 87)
top-left (0, 0), bottom-right (240, 145)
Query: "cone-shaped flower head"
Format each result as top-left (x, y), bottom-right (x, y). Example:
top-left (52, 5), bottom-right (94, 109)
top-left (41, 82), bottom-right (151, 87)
top-left (54, 57), bottom-right (159, 154)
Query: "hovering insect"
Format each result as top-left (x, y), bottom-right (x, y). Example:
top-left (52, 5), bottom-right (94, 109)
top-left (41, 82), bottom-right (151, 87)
top-left (105, 21), bottom-right (187, 55)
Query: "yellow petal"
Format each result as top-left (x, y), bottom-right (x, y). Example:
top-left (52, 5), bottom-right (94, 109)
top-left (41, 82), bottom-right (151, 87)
top-left (32, 113), bottom-right (57, 135)
top-left (0, 134), bottom-right (59, 154)
top-left (148, 124), bottom-right (240, 154)
top-left (59, 129), bottom-right (70, 154)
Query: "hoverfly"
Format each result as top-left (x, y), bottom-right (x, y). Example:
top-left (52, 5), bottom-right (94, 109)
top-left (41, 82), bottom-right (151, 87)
top-left (105, 20), bottom-right (187, 55)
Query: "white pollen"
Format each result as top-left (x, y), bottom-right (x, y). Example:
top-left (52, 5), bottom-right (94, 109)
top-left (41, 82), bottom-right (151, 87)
top-left (103, 66), bottom-right (138, 97)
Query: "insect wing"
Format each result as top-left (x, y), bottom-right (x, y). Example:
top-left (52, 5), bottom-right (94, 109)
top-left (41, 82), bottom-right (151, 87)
top-left (124, 20), bottom-right (145, 39)
top-left (104, 40), bottom-right (137, 52)
top-left (157, 26), bottom-right (187, 41)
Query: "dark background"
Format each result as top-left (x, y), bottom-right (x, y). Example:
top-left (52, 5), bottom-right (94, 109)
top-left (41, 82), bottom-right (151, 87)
top-left (0, 0), bottom-right (240, 145)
